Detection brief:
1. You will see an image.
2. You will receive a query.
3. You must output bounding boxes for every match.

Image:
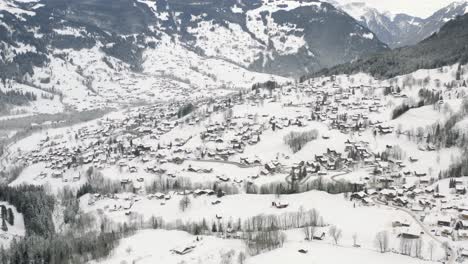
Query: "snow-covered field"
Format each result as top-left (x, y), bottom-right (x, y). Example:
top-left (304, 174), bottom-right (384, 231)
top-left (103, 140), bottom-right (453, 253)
top-left (94, 229), bottom-right (244, 264)
top-left (97, 228), bottom-right (443, 264)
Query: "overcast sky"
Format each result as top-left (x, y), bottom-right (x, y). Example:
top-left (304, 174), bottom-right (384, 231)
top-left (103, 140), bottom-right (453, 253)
top-left (333, 0), bottom-right (465, 18)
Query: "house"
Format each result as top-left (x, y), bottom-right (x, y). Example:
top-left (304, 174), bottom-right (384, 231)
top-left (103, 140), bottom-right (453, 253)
top-left (171, 245), bottom-right (196, 255)
top-left (313, 232), bottom-right (325, 240)
top-left (455, 185), bottom-right (466, 195)
top-left (392, 220), bottom-right (410, 228)
top-left (456, 220), bottom-right (468, 230)
top-left (461, 249), bottom-right (468, 258)
top-left (217, 176), bottom-right (230, 182)
top-left (377, 125), bottom-right (392, 134)
top-left (437, 216), bottom-right (451, 227)
top-left (194, 189), bottom-right (215, 196)
top-left (350, 191), bottom-right (367, 201)
top-left (414, 171), bottom-right (427, 177)
top-left (441, 227), bottom-right (453, 237)
top-left (265, 162), bottom-right (277, 172)
top-left (460, 210), bottom-right (468, 220)
top-left (272, 201), bottom-right (289, 209)
top-left (398, 228), bottom-right (421, 239)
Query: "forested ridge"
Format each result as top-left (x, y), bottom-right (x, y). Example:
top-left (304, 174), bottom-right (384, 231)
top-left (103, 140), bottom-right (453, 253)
top-left (0, 185), bottom-right (128, 264)
top-left (303, 13), bottom-right (468, 80)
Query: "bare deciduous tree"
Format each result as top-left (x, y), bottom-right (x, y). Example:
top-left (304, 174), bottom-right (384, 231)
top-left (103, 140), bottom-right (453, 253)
top-left (400, 238), bottom-right (413, 256)
top-left (414, 238), bottom-right (424, 259)
top-left (374, 231), bottom-right (389, 253)
top-left (428, 241), bottom-right (435, 261)
top-left (441, 241), bottom-right (451, 260)
top-left (179, 195), bottom-right (191, 212)
top-left (303, 226), bottom-right (311, 241)
top-left (352, 233), bottom-right (358, 247)
top-left (328, 226), bottom-right (342, 245)
top-left (237, 252), bottom-right (247, 264)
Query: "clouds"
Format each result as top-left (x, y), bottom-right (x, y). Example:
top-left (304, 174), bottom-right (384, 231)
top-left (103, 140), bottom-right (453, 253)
top-left (331, 0), bottom-right (466, 18)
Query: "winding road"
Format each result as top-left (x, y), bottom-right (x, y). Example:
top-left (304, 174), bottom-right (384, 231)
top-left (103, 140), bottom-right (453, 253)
top-left (329, 168), bottom-right (457, 263)
top-left (372, 198), bottom-right (457, 264)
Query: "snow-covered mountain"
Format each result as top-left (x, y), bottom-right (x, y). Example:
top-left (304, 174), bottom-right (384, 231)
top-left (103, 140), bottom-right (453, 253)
top-left (309, 12), bottom-right (468, 79)
top-left (336, 1), bottom-right (468, 48)
top-left (0, 0), bottom-right (388, 84)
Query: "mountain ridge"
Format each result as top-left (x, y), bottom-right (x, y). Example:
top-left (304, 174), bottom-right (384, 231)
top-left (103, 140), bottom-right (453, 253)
top-left (336, 1), bottom-right (468, 48)
top-left (0, 0), bottom-right (389, 82)
top-left (304, 13), bottom-right (468, 80)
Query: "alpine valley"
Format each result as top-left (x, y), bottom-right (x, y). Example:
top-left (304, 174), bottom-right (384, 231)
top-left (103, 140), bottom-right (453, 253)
top-left (0, 1), bottom-right (468, 264)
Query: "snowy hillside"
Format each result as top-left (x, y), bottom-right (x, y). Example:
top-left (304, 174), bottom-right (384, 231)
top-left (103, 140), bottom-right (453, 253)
top-left (0, 0), bottom-right (395, 117)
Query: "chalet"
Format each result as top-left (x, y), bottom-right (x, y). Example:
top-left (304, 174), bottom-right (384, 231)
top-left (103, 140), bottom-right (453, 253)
top-left (394, 197), bottom-right (408, 206)
top-left (272, 201), bottom-right (289, 209)
top-left (455, 220), bottom-right (468, 230)
top-left (73, 174), bottom-right (81, 182)
top-left (398, 228), bottom-right (421, 239)
top-left (217, 176), bottom-right (230, 182)
top-left (120, 178), bottom-right (130, 184)
top-left (240, 156), bottom-right (262, 165)
top-left (123, 201), bottom-right (133, 210)
top-left (171, 245), bottom-right (196, 255)
top-left (461, 250), bottom-right (468, 258)
top-left (441, 227), bottom-right (453, 237)
top-left (437, 216), bottom-right (451, 227)
top-left (51, 171), bottom-right (63, 178)
top-left (151, 193), bottom-right (165, 199)
top-left (411, 204), bottom-right (424, 212)
top-left (455, 185), bottom-right (466, 195)
top-left (350, 191), bottom-right (367, 201)
top-left (419, 176), bottom-right (431, 185)
top-left (265, 162), bottom-right (277, 172)
top-left (460, 210), bottom-right (468, 219)
top-left (392, 220), bottom-right (410, 228)
top-left (377, 125), bottom-right (392, 134)
top-left (313, 232), bottom-right (325, 240)
top-left (194, 189), bottom-right (215, 196)
top-left (458, 229), bottom-right (468, 239)
top-left (426, 144), bottom-right (436, 151)
top-left (402, 183), bottom-right (416, 191)
top-left (414, 171), bottom-right (427, 177)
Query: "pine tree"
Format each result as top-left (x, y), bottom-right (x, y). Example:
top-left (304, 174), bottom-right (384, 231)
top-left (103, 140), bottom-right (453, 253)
top-left (7, 208), bottom-right (14, 226)
top-left (0, 246), bottom-right (6, 264)
top-left (1, 218), bottom-right (7, 232)
top-left (0, 205), bottom-right (6, 219)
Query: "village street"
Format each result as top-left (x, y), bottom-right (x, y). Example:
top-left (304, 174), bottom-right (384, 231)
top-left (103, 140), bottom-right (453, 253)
top-left (373, 197), bottom-right (457, 264)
